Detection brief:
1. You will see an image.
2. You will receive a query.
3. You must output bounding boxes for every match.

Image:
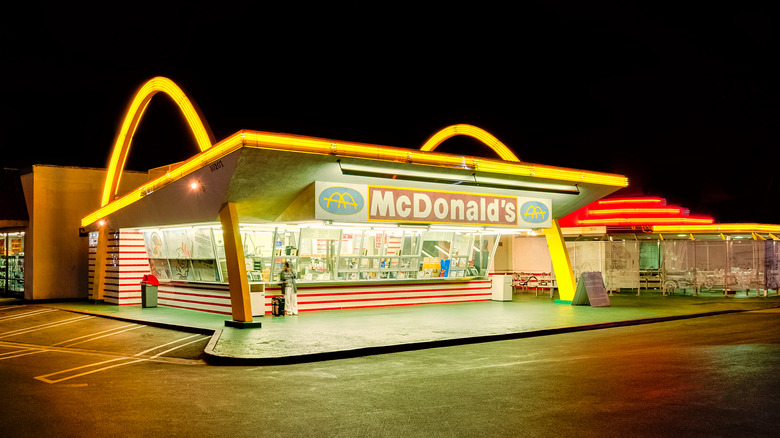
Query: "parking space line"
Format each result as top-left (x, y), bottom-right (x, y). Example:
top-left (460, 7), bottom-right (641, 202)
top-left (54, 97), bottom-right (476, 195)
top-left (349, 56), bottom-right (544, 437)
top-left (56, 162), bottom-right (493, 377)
top-left (0, 315), bottom-right (94, 339)
top-left (0, 345), bottom-right (36, 357)
top-left (50, 323), bottom-right (140, 347)
top-left (35, 357), bottom-right (148, 384)
top-left (0, 308), bottom-right (57, 321)
top-left (59, 325), bottom-right (144, 347)
top-left (0, 305), bottom-right (26, 312)
top-left (133, 333), bottom-right (204, 357)
top-left (0, 349), bottom-right (46, 361)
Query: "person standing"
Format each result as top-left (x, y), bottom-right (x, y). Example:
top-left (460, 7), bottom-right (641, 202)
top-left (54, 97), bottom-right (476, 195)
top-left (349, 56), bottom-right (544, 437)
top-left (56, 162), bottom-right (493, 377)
top-left (280, 261), bottom-right (298, 315)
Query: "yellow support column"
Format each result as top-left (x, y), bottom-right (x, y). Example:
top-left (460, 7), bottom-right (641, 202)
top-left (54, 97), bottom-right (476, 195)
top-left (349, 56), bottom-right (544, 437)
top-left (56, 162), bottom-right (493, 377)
top-left (89, 226), bottom-right (109, 301)
top-left (219, 202), bottom-right (261, 328)
top-left (544, 219), bottom-right (577, 302)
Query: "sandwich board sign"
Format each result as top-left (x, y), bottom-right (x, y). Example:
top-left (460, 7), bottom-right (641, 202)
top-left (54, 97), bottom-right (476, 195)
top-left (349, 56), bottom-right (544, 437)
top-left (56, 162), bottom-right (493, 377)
top-left (571, 272), bottom-right (610, 307)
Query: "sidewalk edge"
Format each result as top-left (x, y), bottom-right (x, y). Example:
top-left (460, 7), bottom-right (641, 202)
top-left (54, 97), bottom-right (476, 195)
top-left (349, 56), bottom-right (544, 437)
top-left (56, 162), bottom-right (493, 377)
top-left (201, 308), bottom-right (755, 366)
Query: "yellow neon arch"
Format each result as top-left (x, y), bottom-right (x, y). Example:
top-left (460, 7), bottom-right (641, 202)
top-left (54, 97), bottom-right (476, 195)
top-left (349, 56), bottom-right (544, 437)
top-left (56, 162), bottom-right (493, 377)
top-left (419, 124), bottom-right (520, 162)
top-left (101, 77), bottom-right (214, 206)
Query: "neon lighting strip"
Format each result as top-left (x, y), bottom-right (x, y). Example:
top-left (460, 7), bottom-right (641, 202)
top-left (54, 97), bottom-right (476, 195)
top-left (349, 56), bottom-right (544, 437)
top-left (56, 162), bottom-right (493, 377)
top-left (242, 130), bottom-right (626, 185)
top-left (653, 224), bottom-right (780, 234)
top-left (597, 197), bottom-right (664, 205)
top-left (419, 124), bottom-right (520, 162)
top-left (102, 77), bottom-right (214, 207)
top-left (82, 133), bottom-right (242, 227)
top-left (83, 129), bottom-right (628, 227)
top-left (588, 208), bottom-right (683, 215)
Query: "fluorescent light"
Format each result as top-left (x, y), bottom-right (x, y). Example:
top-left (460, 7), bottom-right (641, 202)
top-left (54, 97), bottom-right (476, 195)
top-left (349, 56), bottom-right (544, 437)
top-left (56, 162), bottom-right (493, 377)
top-left (339, 162), bottom-right (581, 194)
top-left (434, 245), bottom-right (450, 257)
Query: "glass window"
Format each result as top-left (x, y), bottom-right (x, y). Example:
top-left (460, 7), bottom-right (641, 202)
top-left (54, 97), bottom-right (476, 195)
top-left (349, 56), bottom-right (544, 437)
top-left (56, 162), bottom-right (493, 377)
top-left (4, 232), bottom-right (25, 294)
top-left (141, 224), bottom-right (498, 285)
top-left (143, 227), bottom-right (220, 282)
top-left (472, 234), bottom-right (498, 276)
top-left (243, 229), bottom-right (274, 282)
top-left (298, 228), bottom-right (340, 281)
top-left (272, 228), bottom-right (300, 279)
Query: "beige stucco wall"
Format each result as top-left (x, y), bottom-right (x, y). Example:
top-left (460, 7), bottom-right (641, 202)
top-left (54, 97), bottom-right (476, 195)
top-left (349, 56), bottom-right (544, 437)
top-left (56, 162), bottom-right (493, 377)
top-left (493, 235), bottom-right (514, 273)
top-left (21, 166), bottom-right (147, 300)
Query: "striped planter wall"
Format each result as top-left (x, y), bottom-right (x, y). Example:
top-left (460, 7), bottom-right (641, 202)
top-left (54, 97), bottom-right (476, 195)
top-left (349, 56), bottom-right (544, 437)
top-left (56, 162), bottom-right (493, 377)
top-left (157, 282), bottom-right (232, 315)
top-left (88, 230), bottom-right (151, 305)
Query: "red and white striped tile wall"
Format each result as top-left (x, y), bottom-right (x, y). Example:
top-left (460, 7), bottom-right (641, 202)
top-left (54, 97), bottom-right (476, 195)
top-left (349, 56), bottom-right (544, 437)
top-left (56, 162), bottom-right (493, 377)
top-left (88, 230), bottom-right (151, 305)
top-left (263, 280), bottom-right (492, 313)
top-left (157, 282), bottom-right (232, 315)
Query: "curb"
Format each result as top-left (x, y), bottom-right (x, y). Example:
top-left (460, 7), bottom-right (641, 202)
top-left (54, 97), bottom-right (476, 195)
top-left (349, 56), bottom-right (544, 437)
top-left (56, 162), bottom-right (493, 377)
top-left (201, 307), bottom-right (756, 366)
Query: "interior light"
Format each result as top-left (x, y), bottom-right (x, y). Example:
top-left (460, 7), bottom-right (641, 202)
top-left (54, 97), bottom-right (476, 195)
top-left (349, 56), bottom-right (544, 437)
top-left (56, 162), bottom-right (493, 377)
top-left (434, 245), bottom-right (451, 257)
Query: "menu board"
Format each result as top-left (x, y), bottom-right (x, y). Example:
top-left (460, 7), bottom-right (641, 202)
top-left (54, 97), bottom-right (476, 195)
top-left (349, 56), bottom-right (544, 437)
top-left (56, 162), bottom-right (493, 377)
top-left (572, 272), bottom-right (611, 307)
top-left (148, 258), bottom-right (171, 280)
top-left (143, 230), bottom-right (166, 258)
top-left (164, 229), bottom-right (194, 259)
top-left (192, 228), bottom-right (216, 259)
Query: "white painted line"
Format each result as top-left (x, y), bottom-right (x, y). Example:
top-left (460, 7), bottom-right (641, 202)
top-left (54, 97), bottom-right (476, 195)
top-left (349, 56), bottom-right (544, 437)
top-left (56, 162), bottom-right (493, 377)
top-left (35, 357), bottom-right (148, 384)
top-left (59, 325), bottom-right (144, 347)
top-left (0, 345), bottom-right (35, 357)
top-left (0, 315), bottom-right (94, 339)
top-left (0, 308), bottom-right (57, 321)
top-left (0, 305), bottom-right (26, 312)
top-left (149, 336), bottom-right (210, 359)
top-left (0, 348), bottom-right (29, 357)
top-left (50, 323), bottom-right (140, 347)
top-left (134, 333), bottom-right (204, 357)
top-left (0, 349), bottom-right (46, 361)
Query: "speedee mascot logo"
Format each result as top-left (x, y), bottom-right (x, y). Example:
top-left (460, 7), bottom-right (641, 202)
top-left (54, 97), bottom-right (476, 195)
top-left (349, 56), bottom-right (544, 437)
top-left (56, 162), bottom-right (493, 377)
top-left (319, 186), bottom-right (365, 215)
top-left (520, 201), bottom-right (549, 224)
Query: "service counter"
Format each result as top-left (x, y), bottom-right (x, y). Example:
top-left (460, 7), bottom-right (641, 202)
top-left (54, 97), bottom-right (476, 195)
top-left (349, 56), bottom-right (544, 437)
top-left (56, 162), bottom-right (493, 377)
top-left (133, 224), bottom-right (500, 316)
top-left (155, 276), bottom-right (493, 316)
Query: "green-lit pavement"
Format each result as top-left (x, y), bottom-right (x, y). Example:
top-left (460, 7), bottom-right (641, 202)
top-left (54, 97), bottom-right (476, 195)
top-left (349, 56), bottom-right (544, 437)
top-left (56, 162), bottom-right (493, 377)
top-left (43, 291), bottom-right (780, 365)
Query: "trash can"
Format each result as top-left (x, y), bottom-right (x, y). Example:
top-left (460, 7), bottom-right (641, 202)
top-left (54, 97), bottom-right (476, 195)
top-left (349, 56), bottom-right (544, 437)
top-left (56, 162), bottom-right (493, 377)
top-left (141, 274), bottom-right (159, 308)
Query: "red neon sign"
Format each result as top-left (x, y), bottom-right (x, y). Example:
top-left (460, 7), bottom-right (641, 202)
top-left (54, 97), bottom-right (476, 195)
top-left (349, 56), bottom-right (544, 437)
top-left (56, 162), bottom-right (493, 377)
top-left (559, 197), bottom-right (714, 227)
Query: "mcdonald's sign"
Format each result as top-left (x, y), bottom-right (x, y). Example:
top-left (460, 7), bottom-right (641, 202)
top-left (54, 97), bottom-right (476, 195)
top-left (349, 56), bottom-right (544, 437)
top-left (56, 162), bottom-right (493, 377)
top-left (315, 181), bottom-right (552, 228)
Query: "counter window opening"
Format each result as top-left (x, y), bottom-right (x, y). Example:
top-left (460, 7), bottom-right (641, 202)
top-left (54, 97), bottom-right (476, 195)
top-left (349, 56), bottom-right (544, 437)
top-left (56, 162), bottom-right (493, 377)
top-left (138, 225), bottom-right (502, 284)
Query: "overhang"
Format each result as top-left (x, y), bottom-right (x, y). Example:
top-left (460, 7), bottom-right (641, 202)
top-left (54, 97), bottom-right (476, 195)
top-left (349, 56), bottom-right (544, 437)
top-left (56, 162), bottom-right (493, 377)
top-left (82, 130), bottom-right (628, 230)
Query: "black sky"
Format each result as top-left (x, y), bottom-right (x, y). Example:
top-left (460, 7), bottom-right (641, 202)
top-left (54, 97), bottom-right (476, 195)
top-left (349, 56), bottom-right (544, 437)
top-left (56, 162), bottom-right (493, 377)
top-left (1, 1), bottom-right (778, 223)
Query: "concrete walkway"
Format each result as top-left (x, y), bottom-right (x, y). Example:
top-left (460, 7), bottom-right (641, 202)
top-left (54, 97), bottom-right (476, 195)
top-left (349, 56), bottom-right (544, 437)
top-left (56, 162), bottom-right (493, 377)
top-left (37, 291), bottom-right (780, 365)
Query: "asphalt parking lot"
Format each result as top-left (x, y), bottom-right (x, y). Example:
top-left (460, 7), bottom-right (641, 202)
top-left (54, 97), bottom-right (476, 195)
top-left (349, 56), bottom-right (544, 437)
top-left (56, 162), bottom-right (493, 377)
top-left (0, 304), bottom-right (210, 385)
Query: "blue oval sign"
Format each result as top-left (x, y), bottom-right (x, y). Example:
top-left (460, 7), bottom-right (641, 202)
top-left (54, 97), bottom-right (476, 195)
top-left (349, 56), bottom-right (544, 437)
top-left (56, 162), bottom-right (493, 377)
top-left (319, 187), bottom-right (364, 215)
top-left (520, 201), bottom-right (549, 224)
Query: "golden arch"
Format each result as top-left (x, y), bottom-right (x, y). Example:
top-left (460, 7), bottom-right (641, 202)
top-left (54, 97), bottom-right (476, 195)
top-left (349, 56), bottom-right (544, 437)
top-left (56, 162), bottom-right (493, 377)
top-left (101, 77), bottom-right (215, 206)
top-left (419, 124), bottom-right (520, 162)
top-left (324, 192), bottom-right (358, 209)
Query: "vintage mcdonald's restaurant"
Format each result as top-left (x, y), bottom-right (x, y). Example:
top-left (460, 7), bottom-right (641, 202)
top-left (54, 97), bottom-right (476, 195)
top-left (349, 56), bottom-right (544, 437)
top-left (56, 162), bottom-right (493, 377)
top-left (40, 77), bottom-right (631, 326)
